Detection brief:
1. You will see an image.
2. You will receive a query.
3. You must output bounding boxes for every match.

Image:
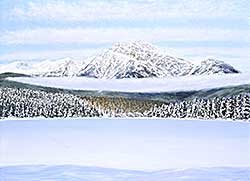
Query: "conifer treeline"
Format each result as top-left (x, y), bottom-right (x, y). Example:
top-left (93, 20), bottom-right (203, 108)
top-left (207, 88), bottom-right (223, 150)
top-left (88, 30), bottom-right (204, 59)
top-left (144, 95), bottom-right (250, 120)
top-left (0, 88), bottom-right (101, 118)
top-left (0, 87), bottom-right (249, 120)
top-left (91, 94), bottom-right (250, 120)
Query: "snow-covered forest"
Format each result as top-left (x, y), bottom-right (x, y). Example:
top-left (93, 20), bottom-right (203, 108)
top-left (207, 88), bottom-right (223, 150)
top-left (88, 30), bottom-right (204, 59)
top-left (92, 93), bottom-right (250, 120)
top-left (0, 87), bottom-right (249, 120)
top-left (145, 94), bottom-right (250, 120)
top-left (0, 88), bottom-right (101, 118)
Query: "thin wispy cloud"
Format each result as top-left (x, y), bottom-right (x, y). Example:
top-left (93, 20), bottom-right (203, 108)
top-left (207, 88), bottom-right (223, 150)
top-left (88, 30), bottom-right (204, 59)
top-left (1, 27), bottom-right (247, 45)
top-left (1, 47), bottom-right (248, 64)
top-left (7, 0), bottom-right (249, 22)
top-left (0, 0), bottom-right (249, 72)
top-left (0, 49), bottom-right (102, 62)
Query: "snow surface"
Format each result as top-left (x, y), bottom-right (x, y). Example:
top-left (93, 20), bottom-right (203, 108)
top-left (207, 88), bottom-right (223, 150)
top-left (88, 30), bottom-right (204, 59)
top-left (1, 118), bottom-right (249, 170)
top-left (1, 118), bottom-right (249, 180)
top-left (8, 72), bottom-right (250, 92)
top-left (1, 165), bottom-right (249, 181)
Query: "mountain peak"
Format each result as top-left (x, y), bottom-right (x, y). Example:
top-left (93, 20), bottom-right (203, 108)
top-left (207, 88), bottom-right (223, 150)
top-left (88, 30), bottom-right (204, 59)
top-left (109, 40), bottom-right (159, 61)
top-left (79, 41), bottom-right (194, 79)
top-left (79, 41), bottom-right (239, 79)
top-left (112, 40), bottom-right (158, 52)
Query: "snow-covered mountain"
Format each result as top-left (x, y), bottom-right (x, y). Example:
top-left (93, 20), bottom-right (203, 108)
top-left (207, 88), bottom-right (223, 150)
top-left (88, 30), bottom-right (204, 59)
top-left (0, 57), bottom-right (84, 76)
top-left (79, 41), bottom-right (194, 79)
top-left (0, 61), bottom-right (34, 74)
top-left (190, 58), bottom-right (240, 75)
top-left (0, 41), bottom-right (239, 78)
top-left (32, 57), bottom-right (84, 77)
top-left (79, 41), bottom-right (239, 79)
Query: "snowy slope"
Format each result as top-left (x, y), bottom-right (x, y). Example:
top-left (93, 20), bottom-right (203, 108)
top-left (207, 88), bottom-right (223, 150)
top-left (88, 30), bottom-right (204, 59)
top-left (32, 57), bottom-right (84, 77)
top-left (8, 72), bottom-right (250, 93)
top-left (79, 41), bottom-right (239, 79)
top-left (0, 61), bottom-right (35, 74)
top-left (191, 58), bottom-right (240, 75)
top-left (0, 58), bottom-right (84, 76)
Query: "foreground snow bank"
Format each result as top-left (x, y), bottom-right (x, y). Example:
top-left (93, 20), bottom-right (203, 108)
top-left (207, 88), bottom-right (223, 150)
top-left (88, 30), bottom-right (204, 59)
top-left (1, 118), bottom-right (249, 170)
top-left (1, 165), bottom-right (249, 181)
top-left (8, 73), bottom-right (250, 92)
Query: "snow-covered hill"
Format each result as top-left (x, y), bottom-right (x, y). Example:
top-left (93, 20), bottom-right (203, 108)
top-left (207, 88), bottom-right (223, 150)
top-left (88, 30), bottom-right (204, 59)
top-left (0, 57), bottom-right (84, 77)
top-left (79, 41), bottom-right (239, 79)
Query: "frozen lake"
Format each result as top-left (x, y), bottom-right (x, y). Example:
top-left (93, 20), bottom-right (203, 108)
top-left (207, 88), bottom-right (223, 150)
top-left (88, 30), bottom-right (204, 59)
top-left (1, 118), bottom-right (249, 171)
top-left (1, 118), bottom-right (250, 180)
top-left (1, 165), bottom-right (249, 181)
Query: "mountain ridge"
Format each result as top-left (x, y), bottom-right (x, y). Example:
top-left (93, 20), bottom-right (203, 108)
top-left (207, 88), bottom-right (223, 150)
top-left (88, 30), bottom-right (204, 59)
top-left (79, 41), bottom-right (240, 79)
top-left (0, 57), bottom-right (85, 77)
top-left (79, 40), bottom-right (194, 78)
top-left (0, 41), bottom-right (240, 78)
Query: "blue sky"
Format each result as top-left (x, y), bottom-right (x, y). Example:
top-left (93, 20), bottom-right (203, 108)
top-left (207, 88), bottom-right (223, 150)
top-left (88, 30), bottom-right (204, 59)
top-left (0, 0), bottom-right (249, 71)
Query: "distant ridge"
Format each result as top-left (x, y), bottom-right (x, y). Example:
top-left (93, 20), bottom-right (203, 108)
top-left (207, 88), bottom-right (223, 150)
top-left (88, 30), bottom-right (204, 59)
top-left (0, 57), bottom-right (85, 77)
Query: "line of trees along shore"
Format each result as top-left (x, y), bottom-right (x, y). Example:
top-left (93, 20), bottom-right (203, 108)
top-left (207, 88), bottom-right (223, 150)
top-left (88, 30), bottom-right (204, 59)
top-left (0, 88), bottom-right (101, 118)
top-left (0, 87), bottom-right (249, 120)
